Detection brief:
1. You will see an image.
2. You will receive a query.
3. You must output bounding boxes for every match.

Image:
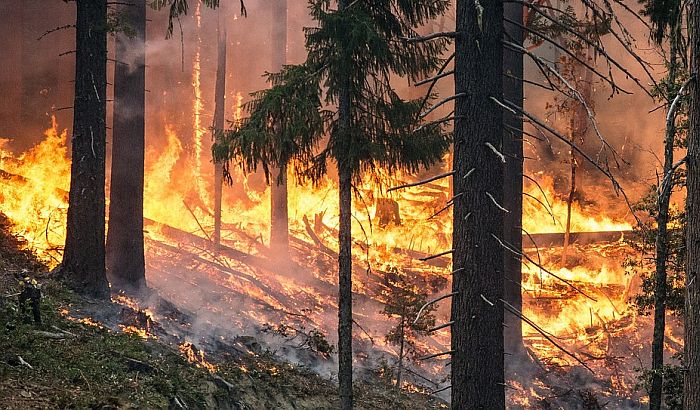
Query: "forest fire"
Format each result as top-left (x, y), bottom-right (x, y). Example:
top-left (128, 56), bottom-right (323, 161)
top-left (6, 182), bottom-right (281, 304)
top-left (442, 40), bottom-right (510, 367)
top-left (0, 117), bottom-right (647, 398)
top-left (5, 0), bottom-right (698, 407)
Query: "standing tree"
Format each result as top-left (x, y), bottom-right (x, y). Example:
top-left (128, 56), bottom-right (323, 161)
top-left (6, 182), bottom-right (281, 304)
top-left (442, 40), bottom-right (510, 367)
top-left (269, 0), bottom-right (290, 256)
top-left (503, 0), bottom-right (525, 359)
top-left (380, 267), bottom-right (439, 390)
top-left (450, 0), bottom-right (505, 406)
top-left (635, 0), bottom-right (686, 406)
top-left (214, 2), bottom-right (450, 408)
top-left (57, 0), bottom-right (110, 298)
top-left (213, 4), bottom-right (227, 248)
top-left (686, 0), bottom-right (700, 403)
top-left (106, 0), bottom-right (147, 294)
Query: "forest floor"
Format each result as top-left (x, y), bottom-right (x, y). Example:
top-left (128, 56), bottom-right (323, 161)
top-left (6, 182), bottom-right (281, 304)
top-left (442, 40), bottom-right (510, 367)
top-left (0, 214), bottom-right (447, 409)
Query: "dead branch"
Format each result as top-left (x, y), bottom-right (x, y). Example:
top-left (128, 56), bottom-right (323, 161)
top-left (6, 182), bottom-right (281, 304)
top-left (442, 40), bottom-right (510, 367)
top-left (418, 350), bottom-right (454, 361)
top-left (403, 31), bottom-right (458, 43)
top-left (428, 321), bottom-right (454, 333)
top-left (491, 233), bottom-right (597, 301)
top-left (414, 292), bottom-right (458, 325)
top-left (419, 249), bottom-right (454, 262)
top-left (387, 171), bottom-right (454, 192)
top-left (502, 299), bottom-right (593, 373)
top-left (421, 94), bottom-right (466, 119)
top-left (415, 69), bottom-right (455, 86)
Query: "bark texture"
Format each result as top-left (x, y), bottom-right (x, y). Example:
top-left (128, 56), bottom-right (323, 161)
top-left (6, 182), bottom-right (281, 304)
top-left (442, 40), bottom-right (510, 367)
top-left (270, 0), bottom-right (290, 256)
top-left (651, 35), bottom-right (678, 410)
top-left (213, 10), bottom-right (227, 248)
top-left (337, 3), bottom-right (353, 409)
top-left (502, 0), bottom-right (525, 358)
top-left (60, 0), bottom-right (110, 298)
top-left (451, 0), bottom-right (505, 407)
top-left (106, 0), bottom-right (147, 293)
top-left (685, 4), bottom-right (700, 407)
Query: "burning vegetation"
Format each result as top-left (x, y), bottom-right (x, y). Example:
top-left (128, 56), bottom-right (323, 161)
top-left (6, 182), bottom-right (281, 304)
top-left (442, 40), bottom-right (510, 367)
top-left (2, 0), bottom-right (700, 408)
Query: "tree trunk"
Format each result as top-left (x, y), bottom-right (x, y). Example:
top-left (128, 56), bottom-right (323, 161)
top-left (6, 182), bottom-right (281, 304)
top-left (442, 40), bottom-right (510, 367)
top-left (106, 0), bottom-right (147, 294)
top-left (270, 0), bottom-right (290, 256)
top-left (502, 0), bottom-right (525, 359)
top-left (0, 0), bottom-right (22, 140)
top-left (650, 33), bottom-right (679, 410)
top-left (213, 8), bottom-right (227, 249)
top-left (451, 0), bottom-right (505, 407)
top-left (684, 8), bottom-right (700, 406)
top-left (338, 161), bottom-right (353, 410)
top-left (337, 3), bottom-right (353, 409)
top-left (396, 315), bottom-right (405, 389)
top-left (58, 0), bottom-right (109, 298)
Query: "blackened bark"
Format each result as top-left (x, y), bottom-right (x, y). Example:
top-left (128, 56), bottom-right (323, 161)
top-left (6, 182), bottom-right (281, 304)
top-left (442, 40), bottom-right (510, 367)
top-left (336, 3), bottom-right (353, 409)
top-left (270, 0), bottom-right (290, 256)
top-left (106, 0), bottom-right (147, 294)
top-left (0, 0), bottom-right (23, 140)
top-left (451, 0), bottom-right (505, 407)
top-left (59, 0), bottom-right (109, 298)
top-left (502, 0), bottom-right (525, 359)
top-left (685, 5), bottom-right (700, 407)
top-left (213, 10), bottom-right (227, 248)
top-left (650, 34), bottom-right (678, 410)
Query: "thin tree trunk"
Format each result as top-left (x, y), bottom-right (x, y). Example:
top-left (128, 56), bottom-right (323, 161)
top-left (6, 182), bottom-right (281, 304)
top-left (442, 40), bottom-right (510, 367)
top-left (650, 33), bottom-right (679, 410)
top-left (562, 123), bottom-right (577, 266)
top-left (213, 8), bottom-right (227, 249)
top-left (337, 3), bottom-right (353, 409)
top-left (396, 315), bottom-right (405, 389)
top-left (502, 0), bottom-right (525, 359)
top-left (270, 0), bottom-right (289, 256)
top-left (451, 0), bottom-right (505, 407)
top-left (685, 2), bottom-right (700, 404)
top-left (58, 0), bottom-right (109, 298)
top-left (106, 0), bottom-right (147, 294)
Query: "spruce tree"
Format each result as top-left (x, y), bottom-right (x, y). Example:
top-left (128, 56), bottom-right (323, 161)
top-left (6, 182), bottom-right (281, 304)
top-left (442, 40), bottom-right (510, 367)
top-left (106, 0), bottom-right (147, 294)
top-left (57, 0), bottom-right (110, 298)
top-left (686, 0), bottom-right (700, 403)
top-left (214, 2), bottom-right (450, 408)
top-left (451, 0), bottom-right (505, 407)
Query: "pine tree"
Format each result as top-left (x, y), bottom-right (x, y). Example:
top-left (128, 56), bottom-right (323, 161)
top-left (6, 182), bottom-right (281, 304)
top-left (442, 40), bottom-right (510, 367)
top-left (450, 0), bottom-right (505, 407)
top-left (686, 0), bottom-right (700, 403)
top-left (57, 0), bottom-right (110, 298)
top-left (214, 2), bottom-right (450, 408)
top-left (637, 0), bottom-right (685, 406)
top-left (106, 0), bottom-right (147, 294)
top-left (270, 0), bottom-right (290, 257)
top-left (503, 0), bottom-right (525, 359)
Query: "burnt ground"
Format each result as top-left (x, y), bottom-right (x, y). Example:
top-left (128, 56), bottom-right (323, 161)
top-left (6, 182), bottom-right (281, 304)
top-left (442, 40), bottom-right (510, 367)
top-left (0, 214), bottom-right (448, 409)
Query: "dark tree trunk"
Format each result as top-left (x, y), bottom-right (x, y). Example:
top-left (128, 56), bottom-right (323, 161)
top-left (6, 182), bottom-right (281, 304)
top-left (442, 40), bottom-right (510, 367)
top-left (336, 3), bottom-right (353, 409)
top-left (502, 0), bottom-right (525, 359)
top-left (0, 0), bottom-right (23, 140)
top-left (270, 0), bottom-right (290, 256)
top-left (59, 0), bottom-right (109, 298)
top-left (338, 161), bottom-right (353, 410)
top-left (451, 0), bottom-right (505, 407)
top-left (106, 0), bottom-right (147, 294)
top-left (684, 8), bottom-right (700, 406)
top-left (213, 9), bottom-right (227, 248)
top-left (650, 33), bottom-right (679, 410)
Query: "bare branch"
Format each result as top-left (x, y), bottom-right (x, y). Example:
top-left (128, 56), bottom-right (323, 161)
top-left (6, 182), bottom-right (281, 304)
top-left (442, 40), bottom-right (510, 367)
top-left (414, 292), bottom-right (458, 325)
top-left (403, 31), bottom-right (458, 43)
top-left (387, 171), bottom-right (454, 192)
